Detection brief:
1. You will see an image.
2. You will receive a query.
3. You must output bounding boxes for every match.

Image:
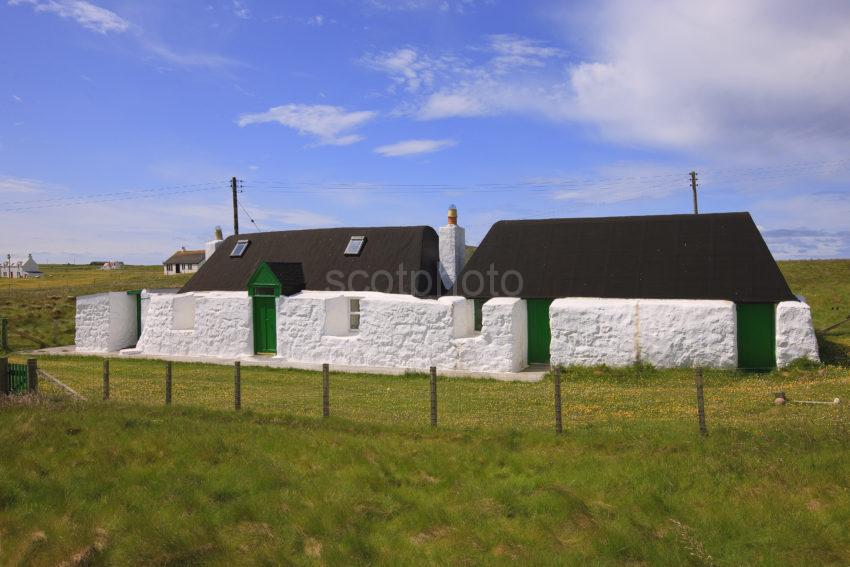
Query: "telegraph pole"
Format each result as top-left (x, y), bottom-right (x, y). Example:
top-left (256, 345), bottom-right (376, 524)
top-left (690, 171), bottom-right (699, 214)
top-left (231, 176), bottom-right (240, 236)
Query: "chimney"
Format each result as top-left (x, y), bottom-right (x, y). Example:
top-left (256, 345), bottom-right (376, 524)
top-left (204, 226), bottom-right (224, 262)
top-left (438, 204), bottom-right (465, 292)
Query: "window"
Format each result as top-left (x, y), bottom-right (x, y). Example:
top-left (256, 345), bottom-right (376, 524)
top-left (344, 236), bottom-right (366, 256)
top-left (349, 298), bottom-right (361, 331)
top-left (231, 239), bottom-right (250, 257)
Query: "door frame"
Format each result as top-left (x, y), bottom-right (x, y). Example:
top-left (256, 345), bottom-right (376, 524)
top-left (248, 263), bottom-right (282, 354)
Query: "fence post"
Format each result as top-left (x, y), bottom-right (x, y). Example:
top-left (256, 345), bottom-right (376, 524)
top-left (322, 363), bottom-right (329, 418)
top-left (102, 359), bottom-right (110, 401)
top-left (1, 318), bottom-right (8, 352)
top-left (27, 358), bottom-right (37, 393)
top-left (234, 361), bottom-right (241, 411)
top-left (695, 367), bottom-right (707, 435)
top-left (554, 366), bottom-right (563, 434)
top-left (0, 357), bottom-right (8, 395)
top-left (165, 361), bottom-right (172, 405)
top-left (430, 366), bottom-right (437, 428)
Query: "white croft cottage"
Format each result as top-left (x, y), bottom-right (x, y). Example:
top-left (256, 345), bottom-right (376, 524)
top-left (75, 208), bottom-right (819, 373)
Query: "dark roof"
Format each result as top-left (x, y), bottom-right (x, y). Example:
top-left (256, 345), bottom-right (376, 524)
top-left (163, 250), bottom-right (205, 265)
top-left (180, 226), bottom-right (442, 297)
top-left (457, 212), bottom-right (796, 302)
top-left (265, 262), bottom-right (306, 296)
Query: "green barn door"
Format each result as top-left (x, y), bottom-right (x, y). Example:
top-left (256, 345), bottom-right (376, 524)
top-left (737, 303), bottom-right (776, 370)
top-left (252, 296), bottom-right (277, 354)
top-left (527, 299), bottom-right (553, 364)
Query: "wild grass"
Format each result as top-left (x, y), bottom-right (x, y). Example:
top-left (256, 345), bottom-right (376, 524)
top-left (0, 369), bottom-right (848, 565)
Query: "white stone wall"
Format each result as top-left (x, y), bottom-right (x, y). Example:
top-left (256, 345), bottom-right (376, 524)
top-left (776, 301), bottom-right (820, 366)
top-left (455, 298), bottom-right (527, 372)
top-left (550, 298), bottom-right (737, 368)
top-left (75, 292), bottom-right (137, 352)
top-left (135, 291), bottom-right (253, 358)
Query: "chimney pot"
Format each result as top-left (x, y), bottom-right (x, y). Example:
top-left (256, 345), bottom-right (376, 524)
top-left (447, 204), bottom-right (458, 225)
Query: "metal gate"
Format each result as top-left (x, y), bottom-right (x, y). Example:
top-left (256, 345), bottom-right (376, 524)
top-left (8, 363), bottom-right (27, 393)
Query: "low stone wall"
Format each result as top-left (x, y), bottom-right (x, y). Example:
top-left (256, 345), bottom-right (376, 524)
top-left (776, 301), bottom-right (820, 366)
top-left (135, 291), bottom-right (252, 358)
top-left (75, 292), bottom-right (137, 353)
top-left (550, 298), bottom-right (738, 368)
top-left (455, 298), bottom-right (527, 372)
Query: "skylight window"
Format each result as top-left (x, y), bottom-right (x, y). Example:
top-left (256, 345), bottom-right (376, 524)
top-left (344, 236), bottom-right (366, 256)
top-left (230, 239), bottom-right (250, 257)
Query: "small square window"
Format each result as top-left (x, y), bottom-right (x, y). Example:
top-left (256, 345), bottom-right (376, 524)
top-left (231, 239), bottom-right (250, 257)
top-left (344, 236), bottom-right (366, 256)
top-left (349, 298), bottom-right (361, 331)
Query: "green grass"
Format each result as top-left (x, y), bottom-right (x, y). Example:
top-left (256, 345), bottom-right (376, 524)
top-left (1, 358), bottom-right (849, 564)
top-left (0, 264), bottom-right (190, 352)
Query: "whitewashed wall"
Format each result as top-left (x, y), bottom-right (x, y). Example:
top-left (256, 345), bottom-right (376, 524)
top-left (75, 292), bottom-right (137, 352)
top-left (550, 298), bottom-right (738, 368)
top-left (776, 301), bottom-right (820, 366)
top-left (134, 291), bottom-right (252, 358)
top-left (276, 292), bottom-right (525, 372)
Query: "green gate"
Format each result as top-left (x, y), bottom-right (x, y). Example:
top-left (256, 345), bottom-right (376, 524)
top-left (252, 296), bottom-right (277, 354)
top-left (527, 299), bottom-right (553, 364)
top-left (8, 363), bottom-right (28, 394)
top-left (737, 303), bottom-right (776, 370)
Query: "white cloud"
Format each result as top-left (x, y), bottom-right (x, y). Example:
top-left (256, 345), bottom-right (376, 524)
top-left (232, 0), bottom-right (250, 19)
top-left (563, 0), bottom-right (850, 159)
top-left (0, 175), bottom-right (64, 195)
top-left (140, 39), bottom-right (242, 70)
top-left (9, 0), bottom-right (129, 33)
top-left (374, 138), bottom-right (456, 157)
top-left (11, 94), bottom-right (22, 103)
top-left (306, 14), bottom-right (325, 26)
top-left (237, 104), bottom-right (377, 146)
top-left (361, 48), bottom-right (453, 93)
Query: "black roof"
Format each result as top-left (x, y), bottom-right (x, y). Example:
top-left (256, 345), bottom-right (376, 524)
top-left (163, 250), bottom-right (205, 265)
top-left (180, 226), bottom-right (442, 297)
top-left (457, 212), bottom-right (796, 302)
top-left (265, 262), bottom-right (307, 296)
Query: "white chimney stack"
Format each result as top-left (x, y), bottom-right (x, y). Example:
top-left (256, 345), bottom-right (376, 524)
top-left (439, 204), bottom-right (465, 291)
top-left (204, 225), bottom-right (224, 261)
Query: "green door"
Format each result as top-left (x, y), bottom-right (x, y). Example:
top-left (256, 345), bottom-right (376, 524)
top-left (252, 296), bottom-right (277, 354)
top-left (737, 303), bottom-right (776, 370)
top-left (527, 299), bottom-right (553, 364)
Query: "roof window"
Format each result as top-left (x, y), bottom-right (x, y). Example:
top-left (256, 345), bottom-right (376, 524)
top-left (344, 236), bottom-right (366, 256)
top-left (230, 239), bottom-right (250, 257)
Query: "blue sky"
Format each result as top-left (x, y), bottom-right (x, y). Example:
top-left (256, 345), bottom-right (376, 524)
top-left (2, 0), bottom-right (850, 264)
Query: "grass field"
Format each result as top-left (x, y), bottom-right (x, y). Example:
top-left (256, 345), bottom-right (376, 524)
top-left (1, 260), bottom-right (849, 564)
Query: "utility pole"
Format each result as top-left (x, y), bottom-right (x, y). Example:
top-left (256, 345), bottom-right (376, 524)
top-left (231, 176), bottom-right (240, 236)
top-left (690, 171), bottom-right (699, 214)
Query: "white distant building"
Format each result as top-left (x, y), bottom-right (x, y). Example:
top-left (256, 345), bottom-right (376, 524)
top-left (1, 254), bottom-right (42, 278)
top-left (163, 227), bottom-right (224, 275)
top-left (101, 261), bottom-right (125, 270)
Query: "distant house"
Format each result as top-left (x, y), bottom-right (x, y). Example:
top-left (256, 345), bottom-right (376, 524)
top-left (163, 248), bottom-right (206, 275)
top-left (101, 261), bottom-right (125, 270)
top-left (1, 254), bottom-right (42, 278)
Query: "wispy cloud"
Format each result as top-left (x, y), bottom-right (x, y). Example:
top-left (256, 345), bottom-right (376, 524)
top-left (231, 0), bottom-right (250, 20)
top-left (9, 0), bottom-right (239, 70)
top-left (374, 138), bottom-right (456, 157)
top-left (237, 104), bottom-right (377, 146)
top-left (9, 0), bottom-right (129, 33)
top-left (0, 175), bottom-right (64, 195)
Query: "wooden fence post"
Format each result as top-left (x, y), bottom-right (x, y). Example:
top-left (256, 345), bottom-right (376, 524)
top-left (27, 358), bottom-right (37, 393)
top-left (0, 357), bottom-right (8, 395)
top-left (1, 318), bottom-right (8, 352)
top-left (430, 366), bottom-right (437, 428)
top-left (322, 363), bottom-right (329, 418)
top-left (554, 366), bottom-right (563, 434)
top-left (102, 359), bottom-right (110, 401)
top-left (165, 361), bottom-right (172, 405)
top-left (234, 361), bottom-right (241, 411)
top-left (695, 367), bottom-right (707, 435)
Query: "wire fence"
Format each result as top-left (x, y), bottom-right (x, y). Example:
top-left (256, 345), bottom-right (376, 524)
top-left (4, 355), bottom-right (847, 434)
